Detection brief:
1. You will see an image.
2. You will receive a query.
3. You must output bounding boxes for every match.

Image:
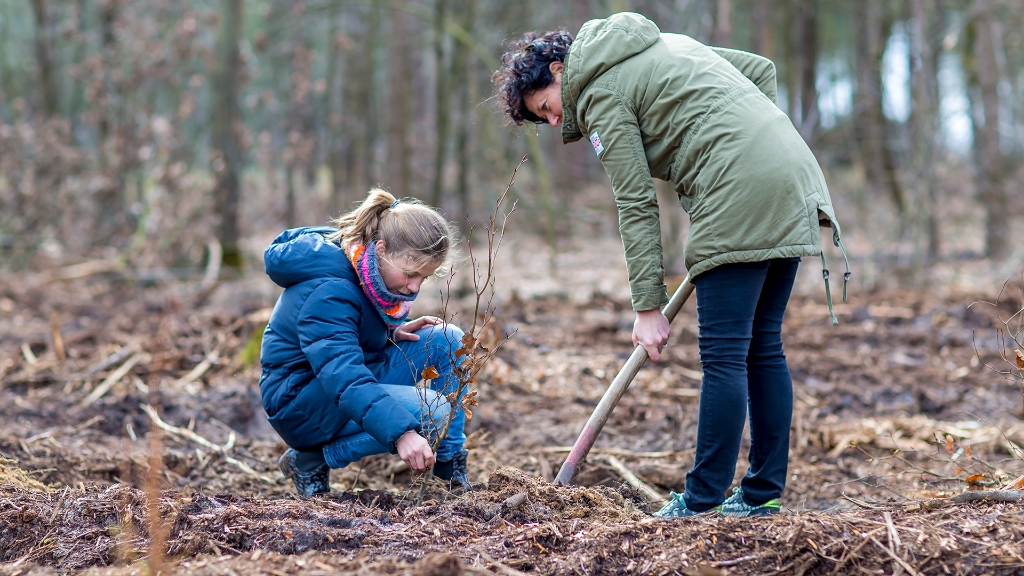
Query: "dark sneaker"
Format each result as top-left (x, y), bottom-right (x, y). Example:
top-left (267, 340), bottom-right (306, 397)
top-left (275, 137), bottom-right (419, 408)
top-left (717, 487), bottom-right (781, 517)
top-left (278, 448), bottom-right (330, 499)
top-left (653, 492), bottom-right (710, 519)
top-left (433, 449), bottom-right (472, 489)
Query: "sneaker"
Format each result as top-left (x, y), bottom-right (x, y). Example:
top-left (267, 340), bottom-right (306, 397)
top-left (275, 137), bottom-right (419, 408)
top-left (717, 487), bottom-right (781, 517)
top-left (653, 492), bottom-right (707, 519)
top-left (433, 449), bottom-right (472, 489)
top-left (278, 448), bottom-right (330, 499)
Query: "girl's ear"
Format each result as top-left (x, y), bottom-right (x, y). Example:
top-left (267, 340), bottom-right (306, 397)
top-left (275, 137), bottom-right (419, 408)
top-left (375, 239), bottom-right (387, 256)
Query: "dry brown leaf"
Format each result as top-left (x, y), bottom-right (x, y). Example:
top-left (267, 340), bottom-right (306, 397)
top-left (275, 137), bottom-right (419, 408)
top-left (463, 407), bottom-right (473, 423)
top-left (1016, 349), bottom-right (1024, 370)
top-left (422, 366), bottom-right (439, 380)
top-left (461, 389), bottom-right (479, 408)
top-left (945, 434), bottom-right (955, 454)
top-left (964, 474), bottom-right (985, 487)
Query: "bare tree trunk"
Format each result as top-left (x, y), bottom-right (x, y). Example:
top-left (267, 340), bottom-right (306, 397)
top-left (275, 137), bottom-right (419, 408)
top-left (453, 0), bottom-right (477, 222)
top-left (711, 0), bottom-right (732, 47)
top-left (325, 2), bottom-right (346, 215)
top-left (971, 0), bottom-right (1008, 258)
top-left (797, 0), bottom-right (818, 141)
top-left (387, 7), bottom-right (413, 198)
top-left (30, 0), bottom-right (59, 117)
top-left (909, 0), bottom-right (941, 259)
top-left (751, 0), bottom-right (772, 57)
top-left (854, 0), bottom-right (905, 217)
top-left (210, 0), bottom-right (245, 269)
top-left (783, 0), bottom-right (801, 122)
top-left (431, 0), bottom-right (451, 207)
top-left (344, 8), bottom-right (369, 196)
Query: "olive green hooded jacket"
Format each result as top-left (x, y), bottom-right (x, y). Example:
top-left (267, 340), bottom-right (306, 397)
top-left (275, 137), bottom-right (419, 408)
top-left (560, 13), bottom-right (844, 312)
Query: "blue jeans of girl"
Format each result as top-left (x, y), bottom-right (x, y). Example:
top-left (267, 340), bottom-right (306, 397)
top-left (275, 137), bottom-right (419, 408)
top-left (683, 258), bottom-right (800, 511)
top-left (322, 324), bottom-right (467, 468)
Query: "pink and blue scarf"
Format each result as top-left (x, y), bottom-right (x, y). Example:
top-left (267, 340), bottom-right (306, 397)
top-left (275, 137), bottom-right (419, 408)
top-left (346, 242), bottom-right (415, 329)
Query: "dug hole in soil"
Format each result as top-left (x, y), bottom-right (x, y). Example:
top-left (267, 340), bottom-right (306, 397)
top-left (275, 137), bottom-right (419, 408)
top-left (2, 235), bottom-right (1024, 575)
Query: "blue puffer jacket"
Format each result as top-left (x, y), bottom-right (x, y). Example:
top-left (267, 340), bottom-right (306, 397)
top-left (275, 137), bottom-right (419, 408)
top-left (259, 227), bottom-right (421, 452)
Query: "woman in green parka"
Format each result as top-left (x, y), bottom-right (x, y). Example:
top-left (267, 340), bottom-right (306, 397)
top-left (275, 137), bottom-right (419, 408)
top-left (494, 12), bottom-right (848, 518)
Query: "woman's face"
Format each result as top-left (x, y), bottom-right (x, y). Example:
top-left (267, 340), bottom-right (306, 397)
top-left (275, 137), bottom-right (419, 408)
top-left (524, 62), bottom-right (564, 126)
top-left (375, 240), bottom-right (439, 295)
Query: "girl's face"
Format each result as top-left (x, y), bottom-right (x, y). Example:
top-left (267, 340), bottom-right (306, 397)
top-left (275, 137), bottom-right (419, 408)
top-left (375, 240), bottom-right (439, 295)
top-left (524, 62), bottom-right (564, 126)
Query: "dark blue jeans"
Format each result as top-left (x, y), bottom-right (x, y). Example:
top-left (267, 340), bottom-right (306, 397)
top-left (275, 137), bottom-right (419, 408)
top-left (683, 258), bottom-right (799, 511)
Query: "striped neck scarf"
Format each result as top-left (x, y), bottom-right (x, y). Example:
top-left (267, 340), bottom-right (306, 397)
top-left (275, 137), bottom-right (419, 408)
top-left (346, 242), bottom-right (415, 329)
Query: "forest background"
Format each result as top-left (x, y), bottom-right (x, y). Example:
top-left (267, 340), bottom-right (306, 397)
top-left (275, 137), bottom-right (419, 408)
top-left (1, 0), bottom-right (1023, 280)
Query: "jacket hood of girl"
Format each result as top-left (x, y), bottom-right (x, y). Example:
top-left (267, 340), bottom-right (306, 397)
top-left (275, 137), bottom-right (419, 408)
top-left (264, 227), bottom-right (352, 289)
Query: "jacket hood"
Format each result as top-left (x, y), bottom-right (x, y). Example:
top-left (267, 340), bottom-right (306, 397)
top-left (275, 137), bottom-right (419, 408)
top-left (561, 12), bottom-right (661, 143)
top-left (264, 227), bottom-right (357, 288)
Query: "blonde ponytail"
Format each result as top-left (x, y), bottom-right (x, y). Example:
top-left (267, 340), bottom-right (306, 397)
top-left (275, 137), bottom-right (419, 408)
top-left (329, 188), bottom-right (457, 270)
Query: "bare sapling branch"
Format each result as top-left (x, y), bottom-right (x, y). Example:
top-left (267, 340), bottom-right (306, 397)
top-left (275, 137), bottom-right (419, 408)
top-left (969, 269), bottom-right (1024, 414)
top-left (411, 157), bottom-right (525, 492)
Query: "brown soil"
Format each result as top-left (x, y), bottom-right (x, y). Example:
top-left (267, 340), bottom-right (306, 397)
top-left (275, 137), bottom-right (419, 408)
top-left (2, 246), bottom-right (1024, 574)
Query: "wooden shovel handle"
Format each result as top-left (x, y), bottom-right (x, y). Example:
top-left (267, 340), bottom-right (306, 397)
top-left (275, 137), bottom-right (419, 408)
top-left (554, 276), bottom-right (695, 486)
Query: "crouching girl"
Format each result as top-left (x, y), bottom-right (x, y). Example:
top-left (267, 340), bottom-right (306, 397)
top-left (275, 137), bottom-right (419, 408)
top-left (259, 190), bottom-right (470, 499)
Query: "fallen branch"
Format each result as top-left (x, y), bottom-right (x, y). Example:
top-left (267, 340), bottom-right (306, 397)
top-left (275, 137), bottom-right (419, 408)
top-left (175, 349), bottom-right (220, 393)
top-left (604, 455), bottom-right (667, 504)
top-left (140, 404), bottom-right (273, 484)
top-left (541, 446), bottom-right (680, 458)
top-left (78, 353), bottom-right (147, 408)
top-left (911, 489), bottom-right (1024, 511)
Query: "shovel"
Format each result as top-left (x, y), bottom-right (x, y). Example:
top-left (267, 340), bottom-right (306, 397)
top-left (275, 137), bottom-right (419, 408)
top-left (554, 275), bottom-right (695, 486)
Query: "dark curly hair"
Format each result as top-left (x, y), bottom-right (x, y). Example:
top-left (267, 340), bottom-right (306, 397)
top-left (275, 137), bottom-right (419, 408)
top-left (493, 29), bottom-right (573, 125)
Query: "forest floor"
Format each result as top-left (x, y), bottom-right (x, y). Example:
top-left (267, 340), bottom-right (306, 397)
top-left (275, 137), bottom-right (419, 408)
top-left (2, 235), bottom-right (1024, 575)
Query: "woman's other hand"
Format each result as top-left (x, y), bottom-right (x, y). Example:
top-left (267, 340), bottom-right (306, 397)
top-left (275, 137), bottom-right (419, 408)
top-left (394, 316), bottom-right (442, 341)
top-left (396, 430), bottom-right (436, 472)
top-left (633, 309), bottom-right (670, 361)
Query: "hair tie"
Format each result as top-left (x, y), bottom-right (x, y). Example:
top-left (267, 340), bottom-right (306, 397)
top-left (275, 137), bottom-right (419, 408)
top-left (389, 199), bottom-right (400, 209)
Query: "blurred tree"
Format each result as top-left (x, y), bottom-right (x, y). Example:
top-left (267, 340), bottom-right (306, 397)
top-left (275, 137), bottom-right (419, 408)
top-left (431, 0), bottom-right (452, 207)
top-left (210, 0), bottom-right (245, 269)
top-left (30, 0), bottom-right (58, 117)
top-left (968, 0), bottom-right (1009, 258)
top-left (854, 0), bottom-right (905, 218)
top-left (712, 0), bottom-right (732, 47)
top-left (909, 0), bottom-right (942, 259)
top-left (452, 0), bottom-right (478, 221)
top-left (798, 0), bottom-right (818, 140)
top-left (388, 6), bottom-right (414, 199)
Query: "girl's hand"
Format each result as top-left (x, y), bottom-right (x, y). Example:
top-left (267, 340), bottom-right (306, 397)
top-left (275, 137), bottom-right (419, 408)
top-left (394, 316), bottom-right (442, 342)
top-left (396, 430), bottom-right (436, 472)
top-left (633, 309), bottom-right (670, 361)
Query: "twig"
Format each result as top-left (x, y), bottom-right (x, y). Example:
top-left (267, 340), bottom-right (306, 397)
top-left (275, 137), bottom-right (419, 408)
top-left (713, 554), bottom-right (763, 567)
top-left (78, 353), bottom-right (147, 408)
top-left (604, 455), bottom-right (667, 503)
top-left (85, 344), bottom-right (139, 375)
top-left (541, 446), bottom-right (680, 458)
top-left (21, 343), bottom-right (38, 365)
top-left (140, 404), bottom-right (273, 483)
top-left (868, 535), bottom-right (925, 576)
top-left (175, 348), bottom-right (221, 391)
top-left (200, 239), bottom-right (223, 292)
top-left (50, 313), bottom-right (65, 365)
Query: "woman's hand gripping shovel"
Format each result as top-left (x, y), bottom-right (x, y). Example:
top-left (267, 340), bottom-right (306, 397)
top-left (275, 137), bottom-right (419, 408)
top-left (554, 276), bottom-right (695, 486)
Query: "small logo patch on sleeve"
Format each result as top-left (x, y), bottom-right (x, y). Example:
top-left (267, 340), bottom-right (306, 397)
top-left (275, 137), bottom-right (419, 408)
top-left (589, 132), bottom-right (605, 156)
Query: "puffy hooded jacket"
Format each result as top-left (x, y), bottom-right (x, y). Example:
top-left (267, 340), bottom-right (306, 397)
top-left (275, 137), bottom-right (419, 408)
top-left (560, 13), bottom-right (844, 312)
top-left (259, 227), bottom-right (421, 451)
